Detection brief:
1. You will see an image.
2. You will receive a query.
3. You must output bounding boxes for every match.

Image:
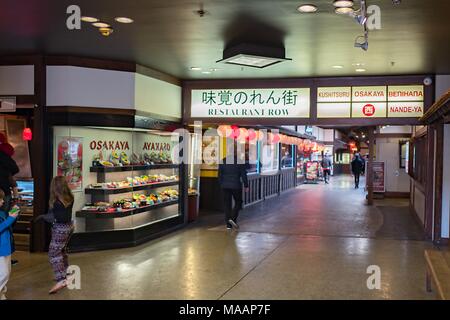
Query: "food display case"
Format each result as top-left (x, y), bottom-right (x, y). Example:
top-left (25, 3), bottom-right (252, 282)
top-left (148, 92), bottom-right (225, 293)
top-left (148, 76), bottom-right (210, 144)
top-left (53, 126), bottom-right (184, 251)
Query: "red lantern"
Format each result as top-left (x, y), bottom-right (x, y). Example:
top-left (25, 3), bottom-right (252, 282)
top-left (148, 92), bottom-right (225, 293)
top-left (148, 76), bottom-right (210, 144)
top-left (217, 125), bottom-right (231, 137)
top-left (230, 125), bottom-right (240, 139)
top-left (239, 128), bottom-right (248, 141)
top-left (247, 129), bottom-right (257, 141)
top-left (270, 133), bottom-right (280, 144)
top-left (23, 128), bottom-right (32, 141)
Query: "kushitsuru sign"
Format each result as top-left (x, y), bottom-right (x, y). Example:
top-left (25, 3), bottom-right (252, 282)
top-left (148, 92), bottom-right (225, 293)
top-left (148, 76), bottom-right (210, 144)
top-left (191, 88), bottom-right (310, 118)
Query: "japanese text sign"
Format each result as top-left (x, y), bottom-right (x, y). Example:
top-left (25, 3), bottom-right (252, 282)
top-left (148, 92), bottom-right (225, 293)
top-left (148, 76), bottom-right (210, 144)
top-left (191, 88), bottom-right (310, 118)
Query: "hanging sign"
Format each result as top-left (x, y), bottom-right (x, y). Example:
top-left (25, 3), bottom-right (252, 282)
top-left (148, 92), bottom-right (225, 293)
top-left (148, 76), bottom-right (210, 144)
top-left (0, 97), bottom-right (16, 112)
top-left (317, 85), bottom-right (424, 118)
top-left (191, 88), bottom-right (310, 118)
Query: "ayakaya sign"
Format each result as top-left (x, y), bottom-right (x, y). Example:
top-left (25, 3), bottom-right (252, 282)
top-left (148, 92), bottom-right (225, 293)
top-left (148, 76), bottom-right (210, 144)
top-left (317, 85), bottom-right (424, 118)
top-left (191, 88), bottom-right (310, 118)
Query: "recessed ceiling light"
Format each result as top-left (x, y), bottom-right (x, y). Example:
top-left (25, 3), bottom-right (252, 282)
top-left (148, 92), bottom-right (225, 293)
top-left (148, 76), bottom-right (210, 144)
top-left (218, 54), bottom-right (290, 68)
top-left (297, 4), bottom-right (318, 13)
top-left (352, 62), bottom-right (365, 67)
top-left (355, 68), bottom-right (366, 72)
top-left (115, 17), bottom-right (134, 24)
top-left (190, 67), bottom-right (202, 71)
top-left (332, 65), bottom-right (344, 69)
top-left (210, 68), bottom-right (220, 72)
top-left (335, 7), bottom-right (354, 14)
top-left (92, 22), bottom-right (110, 28)
top-left (202, 71), bottom-right (211, 74)
top-left (333, 0), bottom-right (354, 7)
top-left (81, 16), bottom-right (99, 23)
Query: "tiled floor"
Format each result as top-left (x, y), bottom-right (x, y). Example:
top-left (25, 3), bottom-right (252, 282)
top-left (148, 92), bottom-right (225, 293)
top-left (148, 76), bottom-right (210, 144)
top-left (6, 175), bottom-right (436, 300)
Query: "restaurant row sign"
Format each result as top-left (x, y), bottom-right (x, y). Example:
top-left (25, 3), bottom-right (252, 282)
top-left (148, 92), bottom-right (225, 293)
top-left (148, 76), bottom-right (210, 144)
top-left (190, 85), bottom-right (424, 119)
top-left (317, 85), bottom-right (424, 118)
top-left (191, 88), bottom-right (310, 118)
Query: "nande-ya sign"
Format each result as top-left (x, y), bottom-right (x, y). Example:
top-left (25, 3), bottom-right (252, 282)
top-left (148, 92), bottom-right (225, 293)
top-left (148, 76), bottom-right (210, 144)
top-left (191, 88), bottom-right (310, 118)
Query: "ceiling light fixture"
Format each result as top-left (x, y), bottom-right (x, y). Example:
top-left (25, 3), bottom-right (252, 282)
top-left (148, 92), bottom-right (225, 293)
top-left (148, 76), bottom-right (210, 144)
top-left (297, 4), bottom-right (318, 13)
top-left (354, 31), bottom-right (369, 51)
top-left (201, 71), bottom-right (211, 74)
top-left (355, 68), bottom-right (366, 72)
top-left (210, 68), bottom-right (220, 72)
top-left (115, 17), bottom-right (134, 24)
top-left (333, 0), bottom-right (354, 7)
top-left (98, 27), bottom-right (114, 37)
top-left (190, 67), bottom-right (202, 71)
top-left (217, 43), bottom-right (291, 69)
top-left (332, 65), bottom-right (344, 69)
top-left (92, 22), bottom-right (110, 28)
top-left (335, 7), bottom-right (354, 14)
top-left (81, 16), bottom-right (99, 23)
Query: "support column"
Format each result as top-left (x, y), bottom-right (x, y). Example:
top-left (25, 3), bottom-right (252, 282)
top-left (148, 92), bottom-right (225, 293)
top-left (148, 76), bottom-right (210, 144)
top-left (367, 126), bottom-right (375, 205)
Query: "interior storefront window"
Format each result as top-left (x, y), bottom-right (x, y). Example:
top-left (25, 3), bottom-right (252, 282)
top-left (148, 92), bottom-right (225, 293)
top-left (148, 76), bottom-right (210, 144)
top-left (53, 126), bottom-right (181, 234)
top-left (280, 144), bottom-right (294, 168)
top-left (399, 140), bottom-right (408, 169)
top-left (261, 143), bottom-right (279, 173)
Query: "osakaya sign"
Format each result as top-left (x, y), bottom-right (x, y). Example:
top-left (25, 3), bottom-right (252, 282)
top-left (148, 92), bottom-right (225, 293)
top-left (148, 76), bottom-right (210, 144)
top-left (191, 88), bottom-right (310, 118)
top-left (317, 85), bottom-right (424, 119)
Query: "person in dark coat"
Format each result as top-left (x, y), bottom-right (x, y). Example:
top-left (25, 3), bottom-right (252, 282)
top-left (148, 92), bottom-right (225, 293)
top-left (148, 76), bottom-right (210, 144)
top-left (0, 142), bottom-right (19, 212)
top-left (218, 151), bottom-right (249, 230)
top-left (321, 154), bottom-right (332, 184)
top-left (351, 153), bottom-right (364, 189)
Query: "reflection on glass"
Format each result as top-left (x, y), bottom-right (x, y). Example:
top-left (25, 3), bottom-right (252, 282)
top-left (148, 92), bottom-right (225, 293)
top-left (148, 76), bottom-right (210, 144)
top-left (261, 143), bottom-right (279, 173)
top-left (280, 144), bottom-right (294, 168)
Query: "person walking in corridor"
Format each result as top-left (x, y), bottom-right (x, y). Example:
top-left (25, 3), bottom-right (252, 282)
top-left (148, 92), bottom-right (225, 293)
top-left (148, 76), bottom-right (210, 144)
top-left (218, 149), bottom-right (249, 230)
top-left (0, 189), bottom-right (19, 300)
top-left (43, 176), bottom-right (75, 294)
top-left (321, 154), bottom-right (332, 184)
top-left (351, 153), bottom-right (364, 189)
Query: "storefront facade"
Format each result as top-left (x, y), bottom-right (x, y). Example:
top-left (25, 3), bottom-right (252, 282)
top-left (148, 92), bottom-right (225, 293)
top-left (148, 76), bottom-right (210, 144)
top-left (1, 56), bottom-right (189, 252)
top-left (182, 75), bottom-right (435, 213)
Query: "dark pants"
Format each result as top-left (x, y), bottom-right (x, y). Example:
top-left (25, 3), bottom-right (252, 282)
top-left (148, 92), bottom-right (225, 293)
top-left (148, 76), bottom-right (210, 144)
top-left (223, 188), bottom-right (243, 225)
top-left (354, 173), bottom-right (361, 188)
top-left (323, 169), bottom-right (330, 183)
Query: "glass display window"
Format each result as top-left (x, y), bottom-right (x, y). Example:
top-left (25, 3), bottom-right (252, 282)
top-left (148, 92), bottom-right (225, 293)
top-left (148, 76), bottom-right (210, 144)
top-left (53, 126), bottom-right (181, 234)
top-left (280, 144), bottom-right (294, 169)
top-left (261, 142), bottom-right (279, 173)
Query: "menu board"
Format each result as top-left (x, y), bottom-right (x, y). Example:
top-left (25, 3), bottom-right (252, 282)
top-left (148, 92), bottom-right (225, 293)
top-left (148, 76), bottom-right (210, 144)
top-left (305, 161), bottom-right (319, 181)
top-left (372, 161), bottom-right (385, 193)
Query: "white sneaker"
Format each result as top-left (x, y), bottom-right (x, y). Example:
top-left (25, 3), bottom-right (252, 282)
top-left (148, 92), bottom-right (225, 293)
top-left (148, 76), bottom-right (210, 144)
top-left (228, 219), bottom-right (239, 230)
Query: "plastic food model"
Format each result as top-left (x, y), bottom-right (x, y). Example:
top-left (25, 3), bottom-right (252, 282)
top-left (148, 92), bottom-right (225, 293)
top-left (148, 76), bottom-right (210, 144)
top-left (130, 153), bottom-right (140, 165)
top-left (143, 153), bottom-right (152, 165)
top-left (120, 152), bottom-right (130, 165)
top-left (110, 150), bottom-right (121, 166)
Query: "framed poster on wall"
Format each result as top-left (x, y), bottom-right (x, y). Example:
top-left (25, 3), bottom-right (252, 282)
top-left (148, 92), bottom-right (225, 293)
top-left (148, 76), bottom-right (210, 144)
top-left (56, 137), bottom-right (83, 192)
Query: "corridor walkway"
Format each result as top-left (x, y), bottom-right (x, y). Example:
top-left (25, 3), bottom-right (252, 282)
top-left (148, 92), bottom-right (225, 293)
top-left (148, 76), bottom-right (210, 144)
top-left (7, 175), bottom-right (434, 300)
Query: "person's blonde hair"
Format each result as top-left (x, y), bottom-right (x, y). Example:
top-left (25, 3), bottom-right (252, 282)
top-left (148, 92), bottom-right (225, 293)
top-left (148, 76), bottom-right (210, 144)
top-left (49, 176), bottom-right (74, 208)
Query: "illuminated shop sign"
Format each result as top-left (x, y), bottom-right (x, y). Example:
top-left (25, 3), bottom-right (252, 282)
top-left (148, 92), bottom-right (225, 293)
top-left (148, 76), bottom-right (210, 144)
top-left (191, 88), bottom-right (310, 118)
top-left (317, 85), bottom-right (424, 118)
